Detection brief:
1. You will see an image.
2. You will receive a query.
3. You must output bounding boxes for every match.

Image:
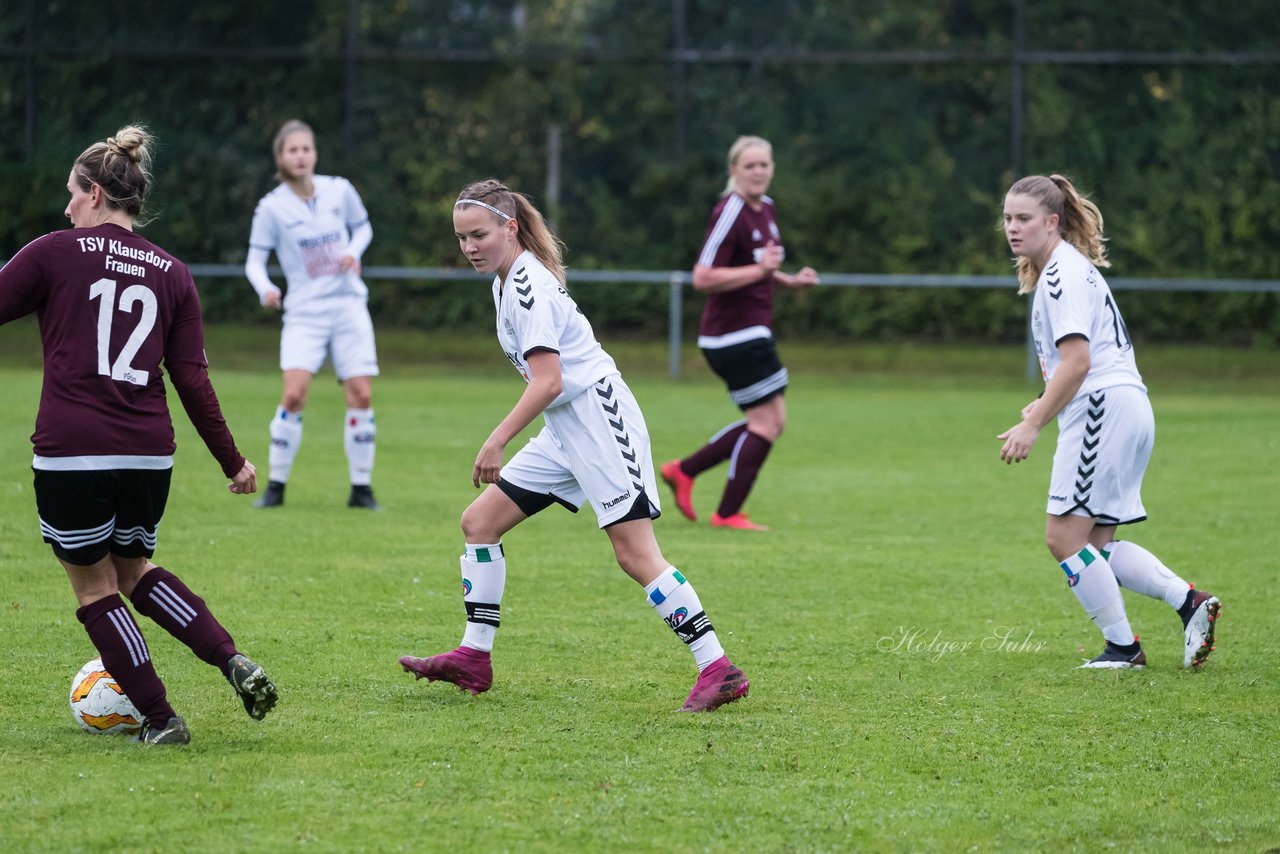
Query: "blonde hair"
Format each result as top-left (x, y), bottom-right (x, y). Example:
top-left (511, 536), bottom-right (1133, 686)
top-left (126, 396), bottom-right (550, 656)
top-left (1007, 174), bottom-right (1109, 294)
top-left (722, 135), bottom-right (772, 197)
top-left (272, 119), bottom-right (315, 183)
top-left (456, 179), bottom-right (567, 285)
top-left (72, 125), bottom-right (154, 223)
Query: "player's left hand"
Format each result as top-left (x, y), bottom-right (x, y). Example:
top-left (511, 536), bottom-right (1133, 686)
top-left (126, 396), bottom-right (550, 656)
top-left (787, 266), bottom-right (819, 288)
top-left (997, 421), bottom-right (1039, 464)
top-left (339, 255), bottom-right (361, 275)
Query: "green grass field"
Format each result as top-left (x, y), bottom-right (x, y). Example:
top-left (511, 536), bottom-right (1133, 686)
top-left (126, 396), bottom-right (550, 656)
top-left (2, 323), bottom-right (1279, 851)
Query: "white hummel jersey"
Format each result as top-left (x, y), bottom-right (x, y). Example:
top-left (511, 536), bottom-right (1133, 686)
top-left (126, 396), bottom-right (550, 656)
top-left (493, 251), bottom-right (618, 409)
top-left (248, 175), bottom-right (370, 309)
top-left (1031, 241), bottom-right (1145, 398)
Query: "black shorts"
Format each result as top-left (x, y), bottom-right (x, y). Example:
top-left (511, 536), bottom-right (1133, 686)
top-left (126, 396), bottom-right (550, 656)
top-left (701, 336), bottom-right (789, 411)
top-left (33, 468), bottom-right (172, 565)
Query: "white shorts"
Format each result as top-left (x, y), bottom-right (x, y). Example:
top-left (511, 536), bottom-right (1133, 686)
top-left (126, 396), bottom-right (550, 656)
top-left (280, 298), bottom-right (379, 380)
top-left (1047, 384), bottom-right (1153, 525)
top-left (500, 374), bottom-right (661, 528)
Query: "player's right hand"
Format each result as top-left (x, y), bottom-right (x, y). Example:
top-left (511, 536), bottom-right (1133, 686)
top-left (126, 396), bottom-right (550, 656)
top-left (229, 460), bottom-right (258, 494)
top-left (262, 289), bottom-right (283, 310)
top-left (997, 421), bottom-right (1039, 464)
top-left (759, 242), bottom-right (784, 274)
top-left (472, 440), bottom-right (504, 488)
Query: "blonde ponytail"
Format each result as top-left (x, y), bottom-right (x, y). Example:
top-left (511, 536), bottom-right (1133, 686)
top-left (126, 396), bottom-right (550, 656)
top-left (456, 179), bottom-right (567, 285)
top-left (1007, 174), bottom-right (1109, 294)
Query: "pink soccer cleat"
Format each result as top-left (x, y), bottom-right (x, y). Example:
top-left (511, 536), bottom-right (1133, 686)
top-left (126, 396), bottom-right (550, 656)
top-left (660, 460), bottom-right (698, 522)
top-left (679, 656), bottom-right (749, 712)
top-left (399, 647), bottom-right (493, 695)
top-left (710, 512), bottom-right (768, 532)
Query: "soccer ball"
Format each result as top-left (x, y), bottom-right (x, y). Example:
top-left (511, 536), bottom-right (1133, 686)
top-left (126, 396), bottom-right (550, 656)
top-left (69, 658), bottom-right (143, 735)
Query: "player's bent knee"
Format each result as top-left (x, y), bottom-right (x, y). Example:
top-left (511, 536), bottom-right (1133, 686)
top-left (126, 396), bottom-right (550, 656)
top-left (610, 543), bottom-right (665, 584)
top-left (460, 503), bottom-right (510, 543)
top-left (281, 393), bottom-right (307, 413)
top-left (344, 389), bottom-right (372, 409)
top-left (746, 413), bottom-right (784, 442)
top-left (114, 558), bottom-right (155, 593)
top-left (1044, 531), bottom-right (1085, 563)
top-left (459, 506), bottom-right (486, 542)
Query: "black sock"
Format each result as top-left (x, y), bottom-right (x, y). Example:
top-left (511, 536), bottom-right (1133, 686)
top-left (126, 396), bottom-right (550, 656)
top-left (1176, 588), bottom-right (1201, 624)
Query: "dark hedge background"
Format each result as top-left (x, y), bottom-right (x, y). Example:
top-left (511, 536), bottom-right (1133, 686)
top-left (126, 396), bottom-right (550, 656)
top-left (2, 2), bottom-right (1276, 343)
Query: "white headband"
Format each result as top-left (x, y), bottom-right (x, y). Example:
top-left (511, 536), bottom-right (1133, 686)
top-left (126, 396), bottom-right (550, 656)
top-left (454, 199), bottom-right (512, 221)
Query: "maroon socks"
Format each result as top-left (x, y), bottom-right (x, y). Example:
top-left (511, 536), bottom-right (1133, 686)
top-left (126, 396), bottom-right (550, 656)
top-left (129, 566), bottom-right (238, 673)
top-left (681, 421), bottom-right (748, 477)
top-left (716, 431), bottom-right (773, 518)
top-left (77, 594), bottom-right (175, 726)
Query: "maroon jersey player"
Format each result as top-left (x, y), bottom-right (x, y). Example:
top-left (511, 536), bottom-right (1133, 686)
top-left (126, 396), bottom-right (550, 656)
top-left (0, 126), bottom-right (277, 744)
top-left (661, 135), bottom-right (818, 531)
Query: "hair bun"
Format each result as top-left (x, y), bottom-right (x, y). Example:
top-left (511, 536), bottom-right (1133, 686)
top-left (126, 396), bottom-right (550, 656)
top-left (107, 126), bottom-right (148, 163)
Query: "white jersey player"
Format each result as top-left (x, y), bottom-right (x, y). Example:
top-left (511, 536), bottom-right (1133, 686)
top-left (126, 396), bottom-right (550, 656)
top-left (247, 175), bottom-right (371, 309)
top-left (243, 120), bottom-right (380, 510)
top-left (398, 179), bottom-right (750, 713)
top-left (491, 251), bottom-right (618, 408)
top-left (999, 173), bottom-right (1219, 672)
top-left (1029, 241), bottom-right (1144, 400)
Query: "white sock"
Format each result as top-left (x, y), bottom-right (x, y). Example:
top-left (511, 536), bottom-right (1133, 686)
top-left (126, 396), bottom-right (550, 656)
top-left (644, 566), bottom-right (724, 670)
top-left (267, 406), bottom-right (303, 483)
top-left (1102, 540), bottom-right (1191, 610)
top-left (1060, 545), bottom-right (1136, 647)
top-left (460, 542), bottom-right (506, 652)
top-left (344, 408), bottom-right (376, 486)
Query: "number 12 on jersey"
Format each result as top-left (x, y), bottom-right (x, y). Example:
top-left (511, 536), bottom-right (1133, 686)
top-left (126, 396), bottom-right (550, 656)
top-left (89, 277), bottom-right (158, 386)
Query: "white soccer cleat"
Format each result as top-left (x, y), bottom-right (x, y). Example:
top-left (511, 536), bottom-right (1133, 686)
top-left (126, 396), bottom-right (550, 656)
top-left (1182, 589), bottom-right (1221, 669)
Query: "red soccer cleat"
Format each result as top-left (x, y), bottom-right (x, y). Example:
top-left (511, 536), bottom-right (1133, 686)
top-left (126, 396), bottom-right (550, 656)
top-left (710, 512), bottom-right (768, 532)
top-left (660, 460), bottom-right (698, 522)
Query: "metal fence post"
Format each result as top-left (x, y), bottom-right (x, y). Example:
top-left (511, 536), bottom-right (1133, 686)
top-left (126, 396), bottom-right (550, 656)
top-left (22, 0), bottom-right (36, 164)
top-left (343, 0), bottom-right (360, 155)
top-left (668, 272), bottom-right (684, 379)
top-left (546, 124), bottom-right (562, 231)
top-left (1010, 0), bottom-right (1026, 179)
